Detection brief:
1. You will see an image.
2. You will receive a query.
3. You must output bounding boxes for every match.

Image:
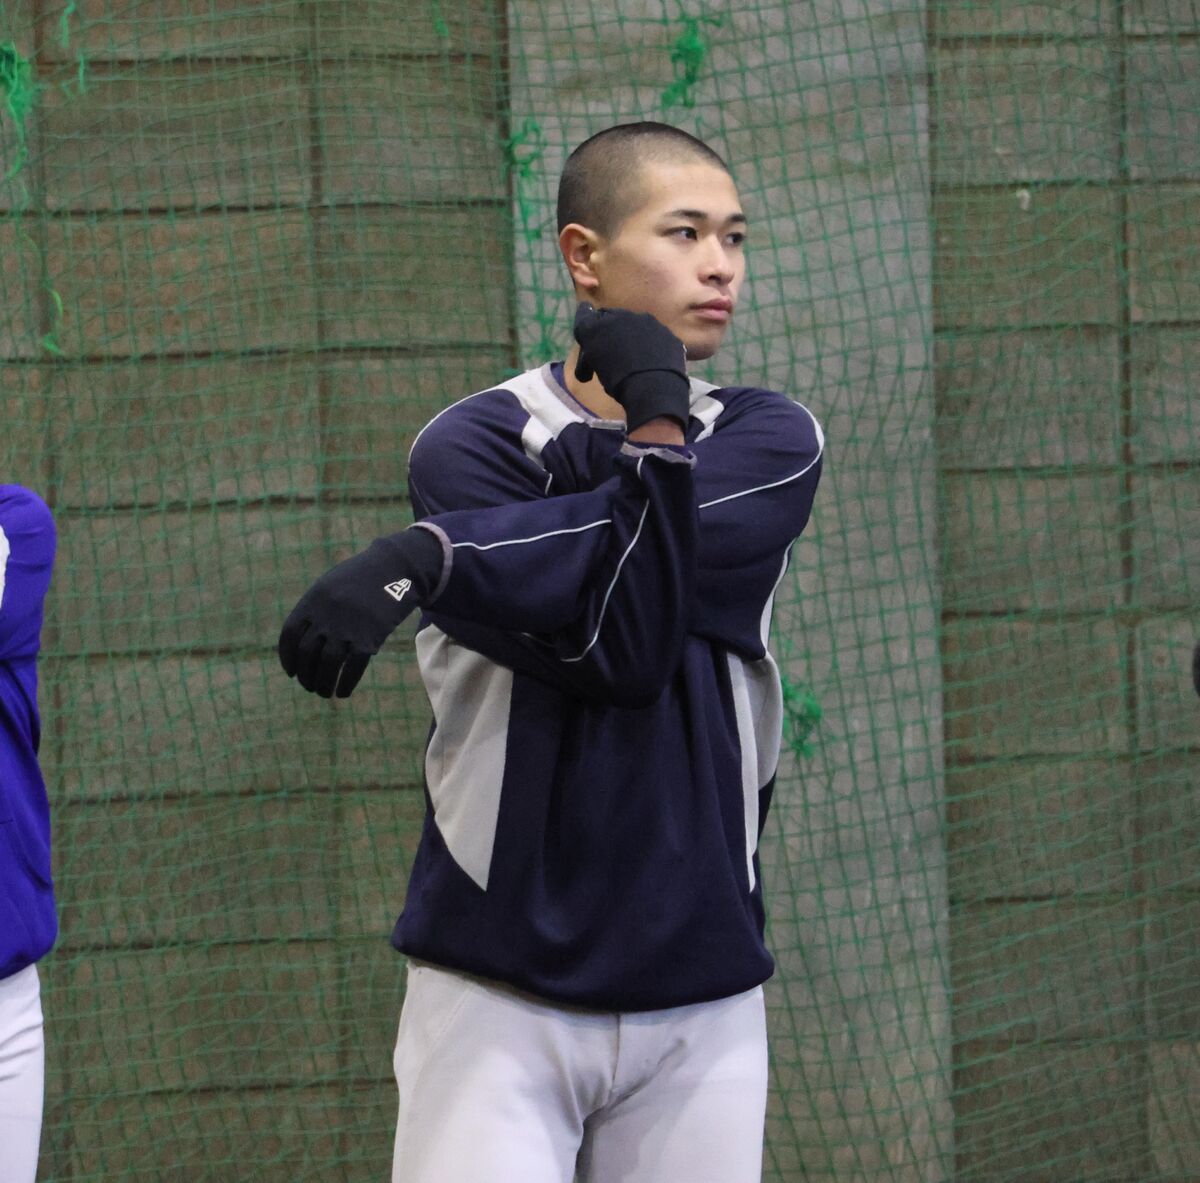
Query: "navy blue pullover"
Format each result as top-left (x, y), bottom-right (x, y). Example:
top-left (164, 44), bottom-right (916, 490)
top-left (390, 365), bottom-right (823, 1010)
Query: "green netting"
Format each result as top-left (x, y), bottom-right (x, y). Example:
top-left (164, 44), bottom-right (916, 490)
top-left (1, 0), bottom-right (1197, 1179)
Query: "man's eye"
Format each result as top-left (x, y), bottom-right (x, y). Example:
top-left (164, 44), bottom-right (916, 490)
top-left (727, 232), bottom-right (747, 247)
top-left (669, 227), bottom-right (698, 240)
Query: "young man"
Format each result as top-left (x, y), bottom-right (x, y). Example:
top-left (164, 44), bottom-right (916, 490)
top-left (280, 122), bottom-right (824, 1182)
top-left (0, 484), bottom-right (57, 1183)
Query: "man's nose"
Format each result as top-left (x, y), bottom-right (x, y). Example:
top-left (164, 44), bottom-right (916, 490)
top-left (702, 239), bottom-right (736, 284)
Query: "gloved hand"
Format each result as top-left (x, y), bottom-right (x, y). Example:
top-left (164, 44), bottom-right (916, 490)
top-left (278, 526), bottom-right (444, 698)
top-left (573, 303), bottom-right (690, 433)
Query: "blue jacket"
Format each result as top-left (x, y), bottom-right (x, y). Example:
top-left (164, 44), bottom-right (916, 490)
top-left (0, 485), bottom-right (57, 979)
top-left (390, 364), bottom-right (823, 1010)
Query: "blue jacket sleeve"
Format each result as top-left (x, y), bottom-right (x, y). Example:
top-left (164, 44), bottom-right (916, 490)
top-left (0, 486), bottom-right (56, 662)
top-left (408, 401), bottom-right (698, 708)
top-left (686, 388), bottom-right (824, 657)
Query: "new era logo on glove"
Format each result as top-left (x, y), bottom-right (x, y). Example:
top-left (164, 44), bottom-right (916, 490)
top-left (278, 527), bottom-right (443, 698)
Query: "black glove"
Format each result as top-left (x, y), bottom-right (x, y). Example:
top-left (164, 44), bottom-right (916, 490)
top-left (278, 526), bottom-right (444, 698)
top-left (573, 303), bottom-right (690, 433)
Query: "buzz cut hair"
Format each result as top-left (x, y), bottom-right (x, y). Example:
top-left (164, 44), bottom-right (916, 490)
top-left (556, 122), bottom-right (732, 239)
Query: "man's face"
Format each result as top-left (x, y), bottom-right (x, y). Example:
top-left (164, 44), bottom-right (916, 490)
top-left (588, 159), bottom-right (747, 362)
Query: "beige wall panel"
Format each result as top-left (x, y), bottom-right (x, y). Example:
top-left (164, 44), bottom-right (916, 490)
top-left (1129, 186), bottom-right (1200, 323)
top-left (327, 650), bottom-right (430, 790)
top-left (952, 900), bottom-right (1142, 1041)
top-left (934, 187), bottom-right (1121, 329)
top-left (954, 1042), bottom-right (1149, 1180)
top-left (1145, 898), bottom-right (1200, 1038)
top-left (37, 0), bottom-right (309, 60)
top-left (318, 59), bottom-right (505, 206)
top-left (0, 365), bottom-right (52, 490)
top-left (40, 63), bottom-right (311, 211)
top-left (1135, 617), bottom-right (1200, 752)
top-left (52, 505), bottom-right (323, 653)
top-left (936, 328), bottom-right (1121, 469)
top-left (1124, 0), bottom-right (1200, 32)
top-left (942, 618), bottom-right (1127, 757)
top-left (767, 887), bottom-right (947, 1183)
top-left (947, 758), bottom-right (1133, 898)
top-left (69, 1088), bottom-right (345, 1181)
top-left (934, 46), bottom-right (1116, 184)
top-left (317, 206), bottom-right (510, 350)
top-left (0, 220), bottom-right (48, 359)
top-left (1133, 472), bottom-right (1200, 611)
top-left (941, 472), bottom-right (1124, 614)
top-left (1138, 755), bottom-right (1200, 895)
top-left (50, 355), bottom-right (321, 509)
top-left (39, 0), bottom-right (502, 60)
top-left (1149, 1044), bottom-right (1200, 1178)
top-left (321, 351), bottom-right (511, 495)
top-left (339, 1086), bottom-right (401, 1182)
top-left (46, 654), bottom-right (336, 801)
top-left (310, 0), bottom-right (502, 58)
top-left (1126, 42), bottom-right (1200, 181)
top-left (931, 0), bottom-right (1116, 37)
top-left (0, 0), bottom-right (34, 49)
top-left (339, 937), bottom-right (409, 1081)
top-left (55, 794), bottom-right (339, 945)
top-left (337, 791), bottom-right (425, 937)
top-left (59, 943), bottom-right (341, 1092)
top-left (1130, 328), bottom-right (1200, 465)
top-left (45, 212), bottom-right (318, 357)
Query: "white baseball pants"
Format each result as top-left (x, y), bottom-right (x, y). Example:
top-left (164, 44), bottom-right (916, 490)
top-left (0, 964), bottom-right (44, 1183)
top-left (392, 961), bottom-right (767, 1183)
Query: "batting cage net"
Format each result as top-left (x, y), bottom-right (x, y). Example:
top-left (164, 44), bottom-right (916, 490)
top-left (1, 0), bottom-right (1197, 1178)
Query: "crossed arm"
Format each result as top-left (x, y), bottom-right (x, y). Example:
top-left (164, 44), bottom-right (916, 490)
top-left (413, 387), bottom-right (823, 703)
top-left (279, 309), bottom-right (822, 703)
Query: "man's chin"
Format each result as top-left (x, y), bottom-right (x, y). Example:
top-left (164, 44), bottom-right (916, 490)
top-left (681, 333), bottom-right (726, 363)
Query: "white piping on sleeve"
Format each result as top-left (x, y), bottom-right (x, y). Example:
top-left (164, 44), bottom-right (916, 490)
top-left (698, 403), bottom-right (824, 510)
top-left (449, 518), bottom-right (612, 552)
top-left (560, 499), bottom-right (650, 664)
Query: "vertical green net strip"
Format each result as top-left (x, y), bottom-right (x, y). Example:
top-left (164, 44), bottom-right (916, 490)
top-left (0, 0), bottom-right (1196, 1178)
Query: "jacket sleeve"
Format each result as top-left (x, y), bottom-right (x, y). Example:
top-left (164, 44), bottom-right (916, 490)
top-left (0, 486), bottom-right (56, 662)
top-left (685, 388), bottom-right (824, 657)
top-left (408, 400), bottom-right (697, 708)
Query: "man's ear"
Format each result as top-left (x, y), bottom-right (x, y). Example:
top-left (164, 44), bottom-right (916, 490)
top-left (559, 223), bottom-right (602, 293)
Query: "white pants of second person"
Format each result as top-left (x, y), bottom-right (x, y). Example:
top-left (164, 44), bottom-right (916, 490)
top-left (0, 964), bottom-right (45, 1183)
top-left (392, 961), bottom-right (768, 1183)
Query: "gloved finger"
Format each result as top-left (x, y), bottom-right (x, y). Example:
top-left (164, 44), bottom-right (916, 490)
top-left (278, 609), bottom-right (310, 678)
top-left (335, 650), bottom-right (371, 699)
top-left (294, 625), bottom-right (328, 694)
top-left (312, 638), bottom-right (350, 699)
top-left (575, 353), bottom-right (594, 383)
top-left (573, 301), bottom-right (595, 336)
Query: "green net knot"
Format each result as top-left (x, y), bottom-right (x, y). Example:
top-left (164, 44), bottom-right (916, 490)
top-left (661, 14), bottom-right (724, 111)
top-left (781, 675), bottom-right (823, 759)
top-left (503, 117), bottom-right (546, 182)
top-left (504, 117), bottom-right (548, 245)
top-left (429, 0), bottom-right (450, 40)
top-left (0, 41), bottom-right (38, 177)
